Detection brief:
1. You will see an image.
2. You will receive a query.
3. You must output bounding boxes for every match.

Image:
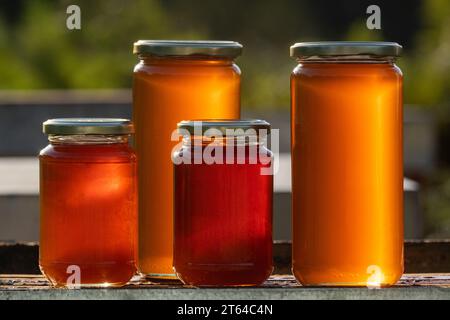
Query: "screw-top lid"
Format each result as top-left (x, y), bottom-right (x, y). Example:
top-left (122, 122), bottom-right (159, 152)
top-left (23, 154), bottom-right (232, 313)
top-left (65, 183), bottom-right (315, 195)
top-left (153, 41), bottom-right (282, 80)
top-left (290, 41), bottom-right (402, 58)
top-left (133, 40), bottom-right (243, 58)
top-left (177, 119), bottom-right (270, 136)
top-left (43, 118), bottom-right (134, 135)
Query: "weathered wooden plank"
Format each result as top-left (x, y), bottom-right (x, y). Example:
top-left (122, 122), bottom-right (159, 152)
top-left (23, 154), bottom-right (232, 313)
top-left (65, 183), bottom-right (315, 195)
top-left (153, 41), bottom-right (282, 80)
top-left (1, 241), bottom-right (449, 275)
top-left (0, 242), bottom-right (39, 274)
top-left (404, 240), bottom-right (450, 273)
top-left (2, 274), bottom-right (449, 290)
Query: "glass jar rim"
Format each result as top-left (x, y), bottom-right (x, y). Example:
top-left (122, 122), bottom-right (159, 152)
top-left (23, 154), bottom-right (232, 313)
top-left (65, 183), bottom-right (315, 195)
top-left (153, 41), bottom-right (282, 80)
top-left (178, 119), bottom-right (270, 136)
top-left (133, 40), bottom-right (243, 59)
top-left (290, 41), bottom-right (402, 59)
top-left (43, 118), bottom-right (134, 135)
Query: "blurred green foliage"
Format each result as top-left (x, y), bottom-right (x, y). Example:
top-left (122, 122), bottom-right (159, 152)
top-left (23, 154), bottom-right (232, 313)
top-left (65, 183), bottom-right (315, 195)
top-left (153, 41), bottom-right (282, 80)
top-left (0, 0), bottom-right (448, 109)
top-left (0, 0), bottom-right (449, 238)
top-left (0, 0), bottom-right (202, 89)
top-left (401, 0), bottom-right (450, 108)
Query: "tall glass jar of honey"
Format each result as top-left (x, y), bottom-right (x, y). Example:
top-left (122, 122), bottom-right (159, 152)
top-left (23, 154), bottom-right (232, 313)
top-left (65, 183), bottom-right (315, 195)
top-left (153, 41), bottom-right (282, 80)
top-left (133, 40), bottom-right (242, 279)
top-left (290, 42), bottom-right (404, 287)
top-left (40, 119), bottom-right (137, 288)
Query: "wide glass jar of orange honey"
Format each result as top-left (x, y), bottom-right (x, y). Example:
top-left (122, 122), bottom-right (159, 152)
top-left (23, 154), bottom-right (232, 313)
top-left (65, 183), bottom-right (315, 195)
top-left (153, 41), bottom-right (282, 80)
top-left (173, 120), bottom-right (274, 287)
top-left (133, 40), bottom-right (242, 279)
top-left (39, 119), bottom-right (137, 288)
top-left (290, 42), bottom-right (404, 287)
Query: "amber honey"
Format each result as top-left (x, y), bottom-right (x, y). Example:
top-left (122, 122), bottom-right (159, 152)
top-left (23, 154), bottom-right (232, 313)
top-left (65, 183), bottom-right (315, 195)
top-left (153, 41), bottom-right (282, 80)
top-left (39, 119), bottom-right (137, 287)
top-left (290, 42), bottom-right (404, 287)
top-left (133, 41), bottom-right (242, 279)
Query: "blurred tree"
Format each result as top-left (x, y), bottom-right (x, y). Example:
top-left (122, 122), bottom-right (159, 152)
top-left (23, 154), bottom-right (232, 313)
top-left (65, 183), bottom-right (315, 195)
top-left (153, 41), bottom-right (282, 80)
top-left (0, 0), bottom-right (204, 89)
top-left (0, 0), bottom-right (447, 109)
top-left (402, 0), bottom-right (450, 107)
top-left (0, 0), bottom-right (449, 238)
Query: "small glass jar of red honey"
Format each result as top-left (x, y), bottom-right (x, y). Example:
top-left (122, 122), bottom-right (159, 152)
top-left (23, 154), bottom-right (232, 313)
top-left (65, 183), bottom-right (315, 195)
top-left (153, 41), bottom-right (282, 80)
top-left (39, 119), bottom-right (138, 288)
top-left (173, 120), bottom-right (274, 287)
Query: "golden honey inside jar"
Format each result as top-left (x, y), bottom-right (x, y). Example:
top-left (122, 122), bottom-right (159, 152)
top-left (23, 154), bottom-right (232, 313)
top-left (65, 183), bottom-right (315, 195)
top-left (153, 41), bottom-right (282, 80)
top-left (133, 40), bottom-right (242, 279)
top-left (39, 119), bottom-right (138, 288)
top-left (290, 42), bottom-right (404, 287)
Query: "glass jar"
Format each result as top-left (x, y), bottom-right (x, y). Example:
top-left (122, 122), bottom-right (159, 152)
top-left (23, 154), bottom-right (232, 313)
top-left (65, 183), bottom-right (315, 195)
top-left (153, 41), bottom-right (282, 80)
top-left (39, 119), bottom-right (138, 288)
top-left (173, 120), bottom-right (273, 287)
top-left (290, 42), bottom-right (404, 287)
top-left (133, 40), bottom-right (242, 279)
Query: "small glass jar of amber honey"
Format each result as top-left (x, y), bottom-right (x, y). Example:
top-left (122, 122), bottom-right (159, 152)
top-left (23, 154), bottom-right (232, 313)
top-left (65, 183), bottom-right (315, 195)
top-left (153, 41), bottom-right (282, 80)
top-left (39, 119), bottom-right (137, 288)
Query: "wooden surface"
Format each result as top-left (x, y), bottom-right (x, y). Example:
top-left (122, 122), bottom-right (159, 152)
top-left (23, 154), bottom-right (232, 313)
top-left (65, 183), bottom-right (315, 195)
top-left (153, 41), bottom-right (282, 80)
top-left (2, 274), bottom-right (450, 290)
top-left (1, 241), bottom-right (449, 299)
top-left (1, 240), bottom-right (450, 275)
top-left (0, 274), bottom-right (449, 300)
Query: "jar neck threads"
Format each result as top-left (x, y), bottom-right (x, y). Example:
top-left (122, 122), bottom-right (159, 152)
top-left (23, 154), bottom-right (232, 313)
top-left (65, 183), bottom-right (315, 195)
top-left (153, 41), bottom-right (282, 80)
top-left (297, 55), bottom-right (396, 64)
top-left (182, 135), bottom-right (267, 147)
top-left (48, 134), bottom-right (130, 145)
top-left (140, 56), bottom-right (234, 66)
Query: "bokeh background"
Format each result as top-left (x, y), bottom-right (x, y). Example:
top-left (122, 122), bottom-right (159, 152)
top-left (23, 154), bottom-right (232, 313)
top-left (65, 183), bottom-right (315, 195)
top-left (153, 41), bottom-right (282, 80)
top-left (0, 0), bottom-right (449, 240)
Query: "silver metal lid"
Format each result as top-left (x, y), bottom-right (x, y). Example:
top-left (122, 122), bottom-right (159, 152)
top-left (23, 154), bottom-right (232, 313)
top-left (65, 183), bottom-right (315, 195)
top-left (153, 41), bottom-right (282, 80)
top-left (133, 40), bottom-right (243, 58)
top-left (290, 41), bottom-right (402, 58)
top-left (43, 118), bottom-right (134, 135)
top-left (178, 119), bottom-right (270, 135)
